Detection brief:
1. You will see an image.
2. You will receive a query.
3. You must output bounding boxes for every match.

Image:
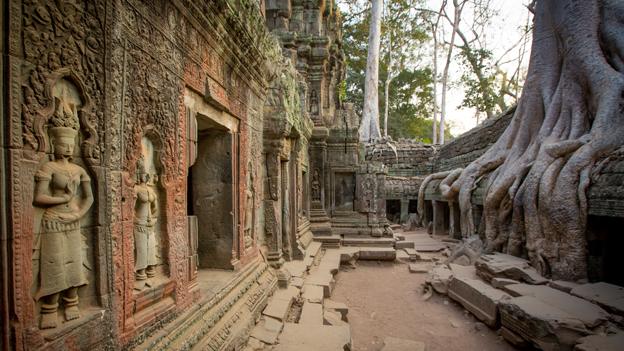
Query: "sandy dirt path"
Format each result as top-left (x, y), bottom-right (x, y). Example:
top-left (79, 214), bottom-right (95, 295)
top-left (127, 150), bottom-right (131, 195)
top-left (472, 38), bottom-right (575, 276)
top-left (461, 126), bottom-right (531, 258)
top-left (331, 260), bottom-right (517, 351)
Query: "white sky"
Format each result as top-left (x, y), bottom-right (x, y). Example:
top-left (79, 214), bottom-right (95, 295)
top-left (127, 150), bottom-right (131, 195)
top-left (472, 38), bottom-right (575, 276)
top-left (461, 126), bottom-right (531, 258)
top-left (434, 0), bottom-right (533, 135)
top-left (337, 0), bottom-right (533, 137)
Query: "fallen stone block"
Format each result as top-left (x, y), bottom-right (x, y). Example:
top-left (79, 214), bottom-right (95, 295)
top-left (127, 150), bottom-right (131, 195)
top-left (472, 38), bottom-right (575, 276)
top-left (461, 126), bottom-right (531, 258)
top-left (324, 299), bottom-right (349, 321)
top-left (499, 327), bottom-right (530, 348)
top-left (491, 277), bottom-right (520, 289)
top-left (503, 284), bottom-right (608, 328)
top-left (358, 247), bottom-right (397, 261)
top-left (299, 302), bottom-right (324, 325)
top-left (283, 261), bottom-right (307, 279)
top-left (306, 271), bottom-right (335, 298)
top-left (448, 275), bottom-right (511, 327)
top-left (409, 263), bottom-right (430, 274)
top-left (323, 309), bottom-right (348, 327)
top-left (339, 247), bottom-right (360, 264)
top-left (381, 337), bottom-right (426, 351)
top-left (549, 280), bottom-right (581, 294)
top-left (302, 284), bottom-right (324, 304)
top-left (263, 286), bottom-right (300, 321)
top-left (449, 263), bottom-right (477, 279)
top-left (476, 253), bottom-right (548, 285)
top-left (250, 317), bottom-right (283, 344)
top-left (274, 323), bottom-right (351, 351)
top-left (570, 282), bottom-right (624, 316)
top-left (403, 248), bottom-right (420, 261)
top-left (500, 295), bottom-right (592, 350)
top-left (574, 331), bottom-right (624, 351)
top-left (426, 264), bottom-right (453, 294)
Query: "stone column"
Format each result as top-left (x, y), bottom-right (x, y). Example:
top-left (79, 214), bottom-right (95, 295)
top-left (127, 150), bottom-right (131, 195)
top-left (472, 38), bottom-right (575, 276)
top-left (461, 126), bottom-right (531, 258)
top-left (432, 200), bottom-right (448, 236)
top-left (309, 127), bottom-right (331, 235)
top-left (400, 198), bottom-right (409, 224)
top-left (264, 151), bottom-right (283, 267)
top-left (449, 202), bottom-right (462, 239)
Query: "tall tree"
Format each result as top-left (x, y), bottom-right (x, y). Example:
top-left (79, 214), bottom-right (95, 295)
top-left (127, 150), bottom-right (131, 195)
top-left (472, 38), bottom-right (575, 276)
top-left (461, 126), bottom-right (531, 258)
top-left (359, 0), bottom-right (383, 142)
top-left (441, 0), bottom-right (624, 281)
top-left (439, 0), bottom-right (465, 144)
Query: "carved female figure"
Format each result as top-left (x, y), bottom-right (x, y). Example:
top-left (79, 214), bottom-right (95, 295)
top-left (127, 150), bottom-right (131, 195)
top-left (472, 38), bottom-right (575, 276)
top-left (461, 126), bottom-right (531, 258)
top-left (134, 157), bottom-right (158, 290)
top-left (311, 169), bottom-right (321, 201)
top-left (33, 119), bottom-right (93, 329)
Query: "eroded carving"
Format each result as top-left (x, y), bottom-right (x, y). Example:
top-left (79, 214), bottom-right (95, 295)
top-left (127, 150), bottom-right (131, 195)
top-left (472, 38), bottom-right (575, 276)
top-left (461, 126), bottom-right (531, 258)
top-left (134, 155), bottom-right (159, 290)
top-left (244, 163), bottom-right (255, 249)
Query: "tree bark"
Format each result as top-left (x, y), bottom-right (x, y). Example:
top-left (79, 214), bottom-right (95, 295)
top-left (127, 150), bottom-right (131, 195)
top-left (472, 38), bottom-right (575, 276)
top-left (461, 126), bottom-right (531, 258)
top-left (431, 23), bottom-right (439, 144)
top-left (441, 0), bottom-right (624, 281)
top-left (360, 0), bottom-right (383, 142)
top-left (440, 0), bottom-right (463, 144)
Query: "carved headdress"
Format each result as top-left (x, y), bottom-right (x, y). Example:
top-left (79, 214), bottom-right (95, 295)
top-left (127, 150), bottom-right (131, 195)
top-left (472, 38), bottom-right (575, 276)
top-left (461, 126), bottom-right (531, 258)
top-left (49, 97), bottom-right (79, 143)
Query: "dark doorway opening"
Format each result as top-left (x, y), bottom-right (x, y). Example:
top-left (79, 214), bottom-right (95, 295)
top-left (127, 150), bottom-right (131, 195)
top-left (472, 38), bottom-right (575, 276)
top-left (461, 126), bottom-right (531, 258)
top-left (587, 215), bottom-right (624, 287)
top-left (386, 199), bottom-right (401, 223)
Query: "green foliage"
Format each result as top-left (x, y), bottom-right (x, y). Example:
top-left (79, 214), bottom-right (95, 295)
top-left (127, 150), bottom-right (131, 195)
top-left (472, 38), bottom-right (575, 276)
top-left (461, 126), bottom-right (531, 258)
top-left (340, 0), bottom-right (443, 141)
top-left (457, 47), bottom-right (499, 115)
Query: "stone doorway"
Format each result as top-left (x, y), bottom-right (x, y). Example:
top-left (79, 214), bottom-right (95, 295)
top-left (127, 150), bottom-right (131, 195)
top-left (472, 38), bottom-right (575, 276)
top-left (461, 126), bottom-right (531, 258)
top-left (189, 127), bottom-right (235, 270)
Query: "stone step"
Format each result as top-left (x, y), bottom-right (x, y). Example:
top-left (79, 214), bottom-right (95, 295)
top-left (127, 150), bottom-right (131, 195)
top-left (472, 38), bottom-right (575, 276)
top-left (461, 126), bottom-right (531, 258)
top-left (283, 261), bottom-right (307, 279)
top-left (313, 234), bottom-right (342, 248)
top-left (395, 240), bottom-right (415, 249)
top-left (305, 271), bottom-right (336, 298)
top-left (274, 323), bottom-right (352, 351)
top-left (318, 249), bottom-right (342, 275)
top-left (342, 237), bottom-right (395, 247)
top-left (299, 302), bottom-right (324, 325)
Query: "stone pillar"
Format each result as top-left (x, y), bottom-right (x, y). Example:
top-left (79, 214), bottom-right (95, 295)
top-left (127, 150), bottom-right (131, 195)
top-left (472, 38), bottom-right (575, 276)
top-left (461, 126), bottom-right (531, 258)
top-left (309, 127), bottom-right (331, 235)
top-left (432, 200), bottom-right (448, 236)
top-left (264, 151), bottom-right (283, 267)
top-left (400, 198), bottom-right (409, 224)
top-left (449, 202), bottom-right (462, 239)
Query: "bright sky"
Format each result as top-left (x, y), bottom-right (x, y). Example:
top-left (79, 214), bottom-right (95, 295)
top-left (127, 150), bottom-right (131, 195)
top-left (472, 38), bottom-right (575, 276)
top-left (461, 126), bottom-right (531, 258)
top-left (337, 0), bottom-right (533, 137)
top-left (427, 0), bottom-right (533, 135)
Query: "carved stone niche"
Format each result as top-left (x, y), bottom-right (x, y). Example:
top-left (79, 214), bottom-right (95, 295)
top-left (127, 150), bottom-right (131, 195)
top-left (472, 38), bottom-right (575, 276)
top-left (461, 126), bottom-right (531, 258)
top-left (132, 135), bottom-right (168, 292)
top-left (31, 74), bottom-right (100, 332)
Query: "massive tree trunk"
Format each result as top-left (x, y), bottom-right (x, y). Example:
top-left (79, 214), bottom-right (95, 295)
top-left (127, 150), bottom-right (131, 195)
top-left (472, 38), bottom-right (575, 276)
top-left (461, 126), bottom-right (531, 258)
top-left (359, 0), bottom-right (383, 142)
top-left (441, 0), bottom-right (624, 281)
top-left (440, 0), bottom-right (463, 144)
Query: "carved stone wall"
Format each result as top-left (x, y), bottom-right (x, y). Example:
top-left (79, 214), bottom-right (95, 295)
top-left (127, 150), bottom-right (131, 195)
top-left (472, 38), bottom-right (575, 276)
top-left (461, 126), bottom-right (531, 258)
top-left (3, 0), bottom-right (279, 349)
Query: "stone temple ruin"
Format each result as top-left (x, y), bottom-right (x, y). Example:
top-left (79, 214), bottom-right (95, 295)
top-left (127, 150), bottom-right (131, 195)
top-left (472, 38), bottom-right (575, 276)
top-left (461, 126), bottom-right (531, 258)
top-left (1, 1), bottom-right (623, 350)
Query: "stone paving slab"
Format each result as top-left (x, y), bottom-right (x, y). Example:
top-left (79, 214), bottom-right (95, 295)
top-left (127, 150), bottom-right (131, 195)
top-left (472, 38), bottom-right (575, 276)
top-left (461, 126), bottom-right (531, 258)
top-left (262, 286), bottom-right (300, 321)
top-left (549, 280), bottom-right (580, 293)
top-left (250, 316), bottom-right (283, 344)
top-left (323, 309), bottom-right (348, 327)
top-left (299, 302), bottom-right (324, 325)
top-left (283, 261), bottom-right (307, 279)
top-left (574, 331), bottom-right (624, 351)
top-left (306, 271), bottom-right (335, 297)
top-left (570, 282), bottom-right (624, 316)
top-left (274, 323), bottom-right (351, 351)
top-left (302, 284), bottom-right (324, 304)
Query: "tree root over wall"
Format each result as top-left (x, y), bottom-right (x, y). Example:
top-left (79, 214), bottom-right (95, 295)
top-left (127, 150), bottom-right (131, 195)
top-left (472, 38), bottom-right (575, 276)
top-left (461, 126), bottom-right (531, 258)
top-left (425, 0), bottom-right (624, 281)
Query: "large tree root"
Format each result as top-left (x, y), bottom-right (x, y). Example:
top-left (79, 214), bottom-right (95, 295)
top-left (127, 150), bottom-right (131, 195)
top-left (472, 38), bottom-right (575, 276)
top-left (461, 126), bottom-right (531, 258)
top-left (438, 0), bottom-right (624, 281)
